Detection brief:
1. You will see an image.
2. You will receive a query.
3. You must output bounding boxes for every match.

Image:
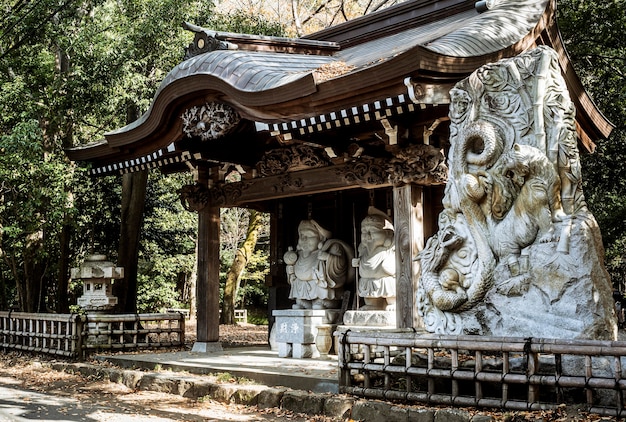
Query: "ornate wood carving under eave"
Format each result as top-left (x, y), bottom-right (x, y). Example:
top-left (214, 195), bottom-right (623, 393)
top-left (178, 181), bottom-right (251, 211)
top-left (256, 145), bottom-right (330, 176)
top-left (336, 159), bottom-right (389, 186)
top-left (388, 144), bottom-right (448, 186)
top-left (179, 145), bottom-right (448, 209)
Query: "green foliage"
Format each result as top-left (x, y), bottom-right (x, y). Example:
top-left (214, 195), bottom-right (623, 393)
top-left (558, 0), bottom-right (626, 289)
top-left (136, 172), bottom-right (197, 312)
top-left (219, 208), bottom-right (270, 311)
top-left (136, 272), bottom-right (181, 313)
top-left (0, 0), bottom-right (286, 313)
top-left (203, 10), bottom-right (286, 36)
top-left (0, 119), bottom-right (73, 309)
top-left (238, 248), bottom-right (270, 308)
top-left (247, 308), bottom-right (269, 325)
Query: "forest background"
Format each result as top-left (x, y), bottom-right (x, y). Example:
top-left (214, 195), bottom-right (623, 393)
top-left (0, 0), bottom-right (624, 323)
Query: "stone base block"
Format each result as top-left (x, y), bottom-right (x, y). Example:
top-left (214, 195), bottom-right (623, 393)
top-left (272, 309), bottom-right (339, 359)
top-left (277, 341), bottom-right (320, 358)
top-left (278, 342), bottom-right (292, 358)
top-left (191, 341), bottom-right (223, 353)
top-left (293, 343), bottom-right (319, 359)
top-left (342, 310), bottom-right (396, 327)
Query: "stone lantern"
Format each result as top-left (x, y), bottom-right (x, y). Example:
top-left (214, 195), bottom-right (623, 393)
top-left (71, 254), bottom-right (124, 346)
top-left (72, 254), bottom-right (124, 312)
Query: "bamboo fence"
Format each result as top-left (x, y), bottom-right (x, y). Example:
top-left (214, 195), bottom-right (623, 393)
top-left (337, 329), bottom-right (626, 417)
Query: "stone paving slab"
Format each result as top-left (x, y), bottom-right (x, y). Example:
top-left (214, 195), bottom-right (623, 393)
top-left (95, 346), bottom-right (339, 393)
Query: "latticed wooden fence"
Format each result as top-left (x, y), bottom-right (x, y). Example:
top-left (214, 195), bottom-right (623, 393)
top-left (0, 311), bottom-right (185, 359)
top-left (337, 329), bottom-right (626, 418)
top-left (82, 313), bottom-right (185, 353)
top-left (0, 312), bottom-right (84, 358)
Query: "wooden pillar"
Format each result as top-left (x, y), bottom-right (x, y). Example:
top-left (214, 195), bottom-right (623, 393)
top-left (394, 185), bottom-right (425, 329)
top-left (192, 170), bottom-right (222, 352)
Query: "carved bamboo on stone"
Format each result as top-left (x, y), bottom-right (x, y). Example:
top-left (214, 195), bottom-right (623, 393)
top-left (417, 46), bottom-right (616, 339)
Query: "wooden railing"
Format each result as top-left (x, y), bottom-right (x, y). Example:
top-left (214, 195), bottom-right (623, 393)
top-left (0, 312), bottom-right (84, 358)
top-left (82, 313), bottom-right (185, 352)
top-left (337, 329), bottom-right (626, 418)
top-left (0, 311), bottom-right (185, 359)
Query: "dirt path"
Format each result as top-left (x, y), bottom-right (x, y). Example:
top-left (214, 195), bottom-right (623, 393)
top-left (0, 352), bottom-right (336, 421)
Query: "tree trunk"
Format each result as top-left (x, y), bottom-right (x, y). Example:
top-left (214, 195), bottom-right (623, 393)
top-left (114, 170), bottom-right (148, 313)
top-left (22, 230), bottom-right (46, 312)
top-left (56, 192), bottom-right (73, 313)
top-left (291, 0), bottom-right (304, 36)
top-left (222, 210), bottom-right (263, 324)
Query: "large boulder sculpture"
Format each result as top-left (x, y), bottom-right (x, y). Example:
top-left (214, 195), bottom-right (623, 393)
top-left (417, 46), bottom-right (617, 340)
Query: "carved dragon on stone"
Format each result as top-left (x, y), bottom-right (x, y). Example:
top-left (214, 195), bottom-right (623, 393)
top-left (417, 46), bottom-right (603, 336)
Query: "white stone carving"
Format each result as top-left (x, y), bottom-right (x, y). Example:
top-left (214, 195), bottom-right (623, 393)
top-left (284, 220), bottom-right (354, 310)
top-left (416, 46), bottom-right (617, 339)
top-left (181, 102), bottom-right (240, 141)
top-left (352, 207), bottom-right (396, 311)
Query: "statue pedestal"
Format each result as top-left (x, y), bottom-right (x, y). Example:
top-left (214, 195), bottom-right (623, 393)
top-left (272, 309), bottom-right (340, 358)
top-left (342, 310), bottom-right (396, 327)
top-left (337, 310), bottom-right (398, 355)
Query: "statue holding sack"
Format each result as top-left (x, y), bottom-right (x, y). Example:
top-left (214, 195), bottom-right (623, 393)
top-left (284, 219), bottom-right (354, 310)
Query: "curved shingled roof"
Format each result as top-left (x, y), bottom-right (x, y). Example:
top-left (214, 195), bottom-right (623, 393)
top-left (67, 0), bottom-right (613, 170)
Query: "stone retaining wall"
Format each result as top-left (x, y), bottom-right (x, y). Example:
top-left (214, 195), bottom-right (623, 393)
top-left (49, 361), bottom-right (501, 421)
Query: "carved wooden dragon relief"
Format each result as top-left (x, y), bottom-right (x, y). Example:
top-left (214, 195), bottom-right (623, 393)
top-left (181, 102), bottom-right (240, 142)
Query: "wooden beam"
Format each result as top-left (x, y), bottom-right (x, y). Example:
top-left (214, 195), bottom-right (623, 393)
top-left (192, 169), bottom-right (222, 352)
top-left (207, 160), bottom-right (394, 207)
top-left (394, 185), bottom-right (425, 329)
top-left (191, 152), bottom-right (446, 209)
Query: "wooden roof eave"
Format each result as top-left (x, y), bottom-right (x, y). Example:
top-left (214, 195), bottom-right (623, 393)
top-left (103, 72), bottom-right (318, 150)
top-left (67, 0), bottom-right (611, 167)
top-left (66, 140), bottom-right (120, 162)
top-left (66, 38), bottom-right (550, 164)
top-left (242, 35), bottom-right (551, 121)
top-left (217, 0), bottom-right (561, 118)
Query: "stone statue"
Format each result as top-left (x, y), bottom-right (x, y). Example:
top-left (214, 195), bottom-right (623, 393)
top-left (284, 220), bottom-right (354, 309)
top-left (416, 46), bottom-right (616, 340)
top-left (352, 207), bottom-right (396, 311)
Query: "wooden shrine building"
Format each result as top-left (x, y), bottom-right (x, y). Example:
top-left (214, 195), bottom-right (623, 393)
top-left (66, 0), bottom-right (613, 350)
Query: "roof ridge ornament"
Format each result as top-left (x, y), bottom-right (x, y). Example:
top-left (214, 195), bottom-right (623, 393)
top-left (475, 0), bottom-right (498, 13)
top-left (183, 22), bottom-right (238, 60)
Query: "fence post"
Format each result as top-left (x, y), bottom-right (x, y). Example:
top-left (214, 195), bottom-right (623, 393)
top-left (179, 312), bottom-right (185, 345)
top-left (75, 314), bottom-right (86, 361)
